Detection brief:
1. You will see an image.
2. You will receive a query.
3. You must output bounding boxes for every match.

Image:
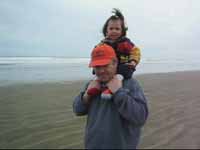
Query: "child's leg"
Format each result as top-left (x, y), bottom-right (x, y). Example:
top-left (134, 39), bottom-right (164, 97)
top-left (117, 63), bottom-right (135, 79)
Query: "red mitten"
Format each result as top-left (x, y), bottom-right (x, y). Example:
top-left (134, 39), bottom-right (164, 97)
top-left (87, 88), bottom-right (101, 97)
top-left (101, 88), bottom-right (112, 100)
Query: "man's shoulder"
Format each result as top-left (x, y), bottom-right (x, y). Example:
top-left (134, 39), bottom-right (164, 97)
top-left (123, 77), bottom-right (139, 88)
top-left (124, 77), bottom-right (138, 82)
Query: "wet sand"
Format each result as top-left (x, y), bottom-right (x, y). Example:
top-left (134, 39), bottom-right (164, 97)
top-left (136, 71), bottom-right (200, 149)
top-left (0, 71), bottom-right (200, 148)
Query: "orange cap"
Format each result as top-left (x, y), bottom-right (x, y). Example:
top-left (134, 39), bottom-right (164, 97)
top-left (89, 44), bottom-right (117, 67)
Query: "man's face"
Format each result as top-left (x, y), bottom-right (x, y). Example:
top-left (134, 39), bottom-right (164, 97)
top-left (93, 59), bottom-right (117, 83)
top-left (106, 19), bottom-right (122, 41)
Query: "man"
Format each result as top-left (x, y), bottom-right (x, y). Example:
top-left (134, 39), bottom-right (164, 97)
top-left (73, 44), bottom-right (148, 149)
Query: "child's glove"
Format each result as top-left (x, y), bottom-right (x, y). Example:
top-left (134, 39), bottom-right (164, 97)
top-left (87, 87), bottom-right (101, 97)
top-left (101, 88), bottom-right (113, 100)
top-left (101, 75), bottom-right (124, 100)
top-left (86, 79), bottom-right (101, 97)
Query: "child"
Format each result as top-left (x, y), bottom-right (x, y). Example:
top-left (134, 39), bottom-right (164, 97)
top-left (93, 8), bottom-right (141, 99)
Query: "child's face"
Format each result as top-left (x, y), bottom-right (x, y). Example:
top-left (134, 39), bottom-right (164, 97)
top-left (106, 19), bottom-right (122, 41)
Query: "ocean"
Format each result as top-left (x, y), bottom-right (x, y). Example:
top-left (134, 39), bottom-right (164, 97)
top-left (0, 56), bottom-right (200, 86)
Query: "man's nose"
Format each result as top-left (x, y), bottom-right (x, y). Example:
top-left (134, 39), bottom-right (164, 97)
top-left (98, 67), bottom-right (105, 72)
top-left (96, 66), bottom-right (106, 73)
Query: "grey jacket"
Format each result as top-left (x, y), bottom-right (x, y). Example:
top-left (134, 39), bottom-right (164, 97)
top-left (73, 78), bottom-right (148, 149)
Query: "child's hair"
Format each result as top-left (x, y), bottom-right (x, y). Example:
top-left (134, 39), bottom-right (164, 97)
top-left (102, 8), bottom-right (128, 37)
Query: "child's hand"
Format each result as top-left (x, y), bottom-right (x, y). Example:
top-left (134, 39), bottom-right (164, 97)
top-left (127, 61), bottom-right (137, 69)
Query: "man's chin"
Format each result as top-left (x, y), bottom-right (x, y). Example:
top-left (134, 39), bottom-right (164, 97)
top-left (98, 77), bottom-right (109, 83)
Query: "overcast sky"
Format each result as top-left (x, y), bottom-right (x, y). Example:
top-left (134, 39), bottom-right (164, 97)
top-left (0, 0), bottom-right (200, 58)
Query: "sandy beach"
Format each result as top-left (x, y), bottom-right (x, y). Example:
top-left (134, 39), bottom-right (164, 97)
top-left (0, 71), bottom-right (200, 149)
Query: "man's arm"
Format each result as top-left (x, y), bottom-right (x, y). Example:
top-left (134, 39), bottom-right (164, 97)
top-left (73, 84), bottom-right (90, 116)
top-left (73, 80), bottom-right (101, 116)
top-left (112, 79), bottom-right (148, 126)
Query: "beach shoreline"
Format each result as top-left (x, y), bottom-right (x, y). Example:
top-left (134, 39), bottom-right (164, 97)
top-left (1, 69), bottom-right (200, 87)
top-left (1, 70), bottom-right (200, 149)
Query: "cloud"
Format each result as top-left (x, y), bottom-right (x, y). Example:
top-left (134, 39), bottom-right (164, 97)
top-left (0, 0), bottom-right (200, 57)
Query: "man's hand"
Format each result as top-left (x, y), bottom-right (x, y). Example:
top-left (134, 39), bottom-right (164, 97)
top-left (106, 75), bottom-right (123, 94)
top-left (83, 80), bottom-right (101, 105)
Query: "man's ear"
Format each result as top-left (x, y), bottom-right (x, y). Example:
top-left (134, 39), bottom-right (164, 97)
top-left (113, 58), bottom-right (118, 66)
top-left (92, 69), bottom-right (95, 75)
top-left (112, 58), bottom-right (118, 70)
